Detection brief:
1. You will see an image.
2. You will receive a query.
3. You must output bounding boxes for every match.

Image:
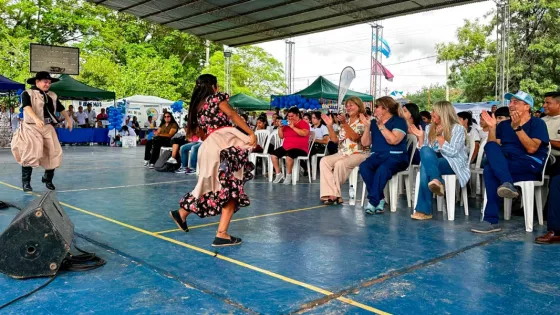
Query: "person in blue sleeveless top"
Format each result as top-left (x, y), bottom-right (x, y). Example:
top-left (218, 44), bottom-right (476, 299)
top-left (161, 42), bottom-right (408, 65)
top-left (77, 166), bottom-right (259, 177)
top-left (472, 91), bottom-right (549, 234)
top-left (359, 96), bottom-right (408, 214)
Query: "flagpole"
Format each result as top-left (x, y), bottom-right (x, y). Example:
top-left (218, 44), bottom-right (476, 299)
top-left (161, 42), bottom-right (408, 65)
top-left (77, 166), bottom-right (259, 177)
top-left (379, 24), bottom-right (384, 101)
top-left (370, 24), bottom-right (374, 100)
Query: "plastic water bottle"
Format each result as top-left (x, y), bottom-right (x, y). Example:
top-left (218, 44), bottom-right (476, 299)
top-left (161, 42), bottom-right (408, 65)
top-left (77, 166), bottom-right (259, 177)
top-left (349, 185), bottom-right (356, 205)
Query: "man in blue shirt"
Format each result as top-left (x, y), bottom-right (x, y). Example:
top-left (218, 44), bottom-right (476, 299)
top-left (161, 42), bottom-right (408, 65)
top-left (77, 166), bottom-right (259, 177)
top-left (473, 91), bottom-right (550, 234)
top-left (359, 97), bottom-right (408, 214)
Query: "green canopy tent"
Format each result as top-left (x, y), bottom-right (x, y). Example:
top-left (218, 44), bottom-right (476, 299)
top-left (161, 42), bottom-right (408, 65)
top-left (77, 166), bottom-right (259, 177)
top-left (49, 74), bottom-right (116, 100)
top-left (229, 93), bottom-right (270, 111)
top-left (293, 76), bottom-right (373, 102)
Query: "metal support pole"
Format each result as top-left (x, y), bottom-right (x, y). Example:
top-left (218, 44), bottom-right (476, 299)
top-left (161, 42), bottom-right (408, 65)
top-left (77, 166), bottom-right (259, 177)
top-left (224, 50), bottom-right (232, 94)
top-left (285, 40), bottom-right (295, 94)
top-left (205, 40), bottom-right (210, 67)
top-left (495, 0), bottom-right (510, 106)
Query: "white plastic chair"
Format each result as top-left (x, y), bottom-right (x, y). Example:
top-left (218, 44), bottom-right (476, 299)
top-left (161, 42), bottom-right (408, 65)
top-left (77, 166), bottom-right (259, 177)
top-left (358, 168), bottom-right (390, 207)
top-left (248, 130), bottom-right (270, 177)
top-left (281, 131), bottom-right (315, 185)
top-left (470, 136), bottom-right (488, 195)
top-left (311, 146), bottom-right (328, 181)
top-left (264, 131), bottom-right (283, 182)
top-left (387, 135), bottom-right (417, 212)
top-left (501, 144), bottom-right (551, 232)
top-left (412, 152), bottom-right (470, 220)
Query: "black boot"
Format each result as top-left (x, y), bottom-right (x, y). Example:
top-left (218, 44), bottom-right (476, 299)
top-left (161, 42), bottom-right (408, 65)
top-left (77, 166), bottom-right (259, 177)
top-left (22, 166), bottom-right (33, 192)
top-left (42, 169), bottom-right (56, 190)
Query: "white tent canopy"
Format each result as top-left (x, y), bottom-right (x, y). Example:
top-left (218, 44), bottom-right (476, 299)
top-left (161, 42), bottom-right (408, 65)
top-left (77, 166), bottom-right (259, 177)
top-left (100, 95), bottom-right (178, 126)
top-left (118, 95), bottom-right (174, 106)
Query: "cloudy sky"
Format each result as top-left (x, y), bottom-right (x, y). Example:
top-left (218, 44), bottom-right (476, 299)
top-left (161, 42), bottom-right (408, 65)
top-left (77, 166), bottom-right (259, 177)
top-left (255, 0), bottom-right (495, 96)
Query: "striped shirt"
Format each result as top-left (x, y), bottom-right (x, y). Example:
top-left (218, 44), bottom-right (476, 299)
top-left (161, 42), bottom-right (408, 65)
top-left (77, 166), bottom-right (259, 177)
top-left (423, 124), bottom-right (470, 187)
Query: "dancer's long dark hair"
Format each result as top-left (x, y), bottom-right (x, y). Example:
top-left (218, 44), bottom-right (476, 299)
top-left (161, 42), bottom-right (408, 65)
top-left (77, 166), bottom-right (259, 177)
top-left (187, 74), bottom-right (218, 136)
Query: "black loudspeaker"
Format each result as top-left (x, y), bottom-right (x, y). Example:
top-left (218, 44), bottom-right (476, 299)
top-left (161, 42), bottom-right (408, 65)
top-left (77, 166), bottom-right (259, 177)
top-left (0, 191), bottom-right (74, 279)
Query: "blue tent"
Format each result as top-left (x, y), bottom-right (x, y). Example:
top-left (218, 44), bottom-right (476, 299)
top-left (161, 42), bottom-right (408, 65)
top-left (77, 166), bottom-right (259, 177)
top-left (0, 74), bottom-right (24, 92)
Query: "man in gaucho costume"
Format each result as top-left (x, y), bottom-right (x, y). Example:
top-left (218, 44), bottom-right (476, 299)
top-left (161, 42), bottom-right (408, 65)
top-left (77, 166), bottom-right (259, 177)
top-left (11, 71), bottom-right (73, 192)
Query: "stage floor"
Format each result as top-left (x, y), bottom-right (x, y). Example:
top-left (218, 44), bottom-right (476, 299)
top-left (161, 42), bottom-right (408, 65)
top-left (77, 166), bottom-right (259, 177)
top-left (0, 147), bottom-right (558, 314)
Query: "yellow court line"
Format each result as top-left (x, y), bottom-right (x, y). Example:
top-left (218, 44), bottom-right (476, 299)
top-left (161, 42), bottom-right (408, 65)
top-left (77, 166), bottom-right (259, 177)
top-left (0, 181), bottom-right (390, 315)
top-left (155, 205), bottom-right (328, 234)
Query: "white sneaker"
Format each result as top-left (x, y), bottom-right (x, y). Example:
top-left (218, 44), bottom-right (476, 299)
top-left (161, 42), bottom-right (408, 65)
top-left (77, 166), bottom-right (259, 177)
top-left (283, 174), bottom-right (292, 185)
top-left (143, 161), bottom-right (149, 166)
top-left (167, 157), bottom-right (178, 164)
top-left (149, 164), bottom-right (155, 169)
top-left (273, 173), bottom-right (284, 183)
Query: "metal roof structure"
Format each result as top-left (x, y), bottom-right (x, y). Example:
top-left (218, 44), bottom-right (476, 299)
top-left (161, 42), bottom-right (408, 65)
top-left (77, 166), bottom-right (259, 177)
top-left (88, 0), bottom-right (483, 47)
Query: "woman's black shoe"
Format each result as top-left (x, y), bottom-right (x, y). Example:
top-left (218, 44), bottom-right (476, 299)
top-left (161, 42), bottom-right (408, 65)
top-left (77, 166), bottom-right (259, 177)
top-left (169, 211), bottom-right (189, 232)
top-left (212, 236), bottom-right (242, 247)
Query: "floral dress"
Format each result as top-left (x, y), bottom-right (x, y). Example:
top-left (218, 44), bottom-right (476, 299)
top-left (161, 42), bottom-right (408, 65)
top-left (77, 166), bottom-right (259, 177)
top-left (179, 93), bottom-right (254, 218)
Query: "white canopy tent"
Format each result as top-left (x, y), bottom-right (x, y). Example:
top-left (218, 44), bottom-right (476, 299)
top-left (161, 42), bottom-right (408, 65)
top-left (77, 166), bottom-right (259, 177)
top-left (100, 95), bottom-right (178, 126)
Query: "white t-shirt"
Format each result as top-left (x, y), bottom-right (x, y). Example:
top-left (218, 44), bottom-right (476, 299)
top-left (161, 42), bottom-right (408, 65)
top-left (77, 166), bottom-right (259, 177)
top-left (10, 113), bottom-right (19, 131)
top-left (310, 125), bottom-right (329, 140)
top-left (542, 115), bottom-right (560, 156)
top-left (86, 109), bottom-right (96, 125)
top-left (472, 123), bottom-right (487, 141)
top-left (76, 112), bottom-right (88, 125)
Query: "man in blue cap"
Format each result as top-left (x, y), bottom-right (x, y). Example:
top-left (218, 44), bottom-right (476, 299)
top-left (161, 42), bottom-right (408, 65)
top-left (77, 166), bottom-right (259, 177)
top-left (473, 90), bottom-right (550, 233)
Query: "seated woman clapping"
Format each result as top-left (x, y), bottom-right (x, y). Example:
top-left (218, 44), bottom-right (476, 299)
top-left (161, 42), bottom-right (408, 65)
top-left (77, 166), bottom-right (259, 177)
top-left (409, 101), bottom-right (470, 220)
top-left (359, 96), bottom-right (409, 214)
top-left (319, 97), bottom-right (367, 205)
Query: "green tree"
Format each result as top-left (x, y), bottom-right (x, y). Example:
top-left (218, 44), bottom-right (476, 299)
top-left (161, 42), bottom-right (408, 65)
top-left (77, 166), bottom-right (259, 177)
top-left (202, 46), bottom-right (286, 101)
top-left (406, 84), bottom-right (461, 110)
top-left (436, 0), bottom-right (560, 104)
top-left (0, 0), bottom-right (222, 100)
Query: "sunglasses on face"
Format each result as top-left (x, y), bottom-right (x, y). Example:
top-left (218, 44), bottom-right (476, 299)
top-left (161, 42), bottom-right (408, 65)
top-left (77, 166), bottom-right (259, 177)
top-left (164, 116), bottom-right (172, 118)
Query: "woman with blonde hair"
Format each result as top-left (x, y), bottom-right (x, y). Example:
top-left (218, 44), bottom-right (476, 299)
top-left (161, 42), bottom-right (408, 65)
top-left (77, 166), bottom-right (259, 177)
top-left (359, 96), bottom-right (409, 214)
top-left (319, 96), bottom-right (367, 204)
top-left (409, 101), bottom-right (470, 220)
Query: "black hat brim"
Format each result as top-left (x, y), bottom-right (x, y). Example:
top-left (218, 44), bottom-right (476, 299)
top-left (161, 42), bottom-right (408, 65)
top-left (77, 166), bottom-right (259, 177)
top-left (26, 76), bottom-right (60, 85)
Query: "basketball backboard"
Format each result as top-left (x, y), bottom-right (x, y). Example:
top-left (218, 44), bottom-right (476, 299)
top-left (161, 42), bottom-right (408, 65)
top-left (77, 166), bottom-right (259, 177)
top-left (29, 44), bottom-right (80, 75)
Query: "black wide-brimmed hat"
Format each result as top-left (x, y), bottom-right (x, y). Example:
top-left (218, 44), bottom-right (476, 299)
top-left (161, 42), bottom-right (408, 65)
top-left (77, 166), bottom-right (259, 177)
top-left (26, 71), bottom-right (60, 85)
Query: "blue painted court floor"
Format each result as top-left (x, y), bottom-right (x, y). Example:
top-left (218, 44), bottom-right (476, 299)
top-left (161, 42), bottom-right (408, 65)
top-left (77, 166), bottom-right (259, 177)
top-left (0, 146), bottom-right (558, 314)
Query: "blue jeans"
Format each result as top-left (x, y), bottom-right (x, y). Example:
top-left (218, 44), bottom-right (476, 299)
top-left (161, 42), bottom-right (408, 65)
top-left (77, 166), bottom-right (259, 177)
top-left (415, 147), bottom-right (455, 215)
top-left (359, 152), bottom-right (408, 207)
top-left (180, 142), bottom-right (201, 169)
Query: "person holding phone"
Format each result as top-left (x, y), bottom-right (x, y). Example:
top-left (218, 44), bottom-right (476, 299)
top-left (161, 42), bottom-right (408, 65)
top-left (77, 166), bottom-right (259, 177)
top-left (270, 107), bottom-right (310, 184)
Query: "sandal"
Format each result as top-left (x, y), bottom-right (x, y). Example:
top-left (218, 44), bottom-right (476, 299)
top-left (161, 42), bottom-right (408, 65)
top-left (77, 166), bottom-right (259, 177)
top-left (322, 199), bottom-right (335, 205)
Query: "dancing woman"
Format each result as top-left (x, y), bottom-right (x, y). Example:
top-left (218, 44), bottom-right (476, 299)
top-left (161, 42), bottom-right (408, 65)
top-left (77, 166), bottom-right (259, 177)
top-left (169, 74), bottom-right (256, 247)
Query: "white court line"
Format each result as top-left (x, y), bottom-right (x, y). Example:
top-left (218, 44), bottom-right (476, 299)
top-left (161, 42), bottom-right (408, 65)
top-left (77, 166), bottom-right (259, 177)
top-left (57, 179), bottom-right (194, 193)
